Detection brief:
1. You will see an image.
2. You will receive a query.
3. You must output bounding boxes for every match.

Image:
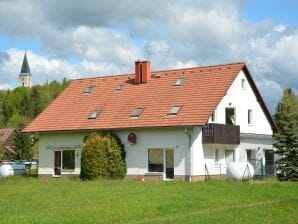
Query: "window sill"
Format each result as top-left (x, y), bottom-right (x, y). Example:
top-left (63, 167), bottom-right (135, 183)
top-left (62, 169), bottom-right (75, 172)
top-left (145, 172), bottom-right (163, 176)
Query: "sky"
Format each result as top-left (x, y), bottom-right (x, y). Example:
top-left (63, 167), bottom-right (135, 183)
top-left (0, 0), bottom-right (298, 113)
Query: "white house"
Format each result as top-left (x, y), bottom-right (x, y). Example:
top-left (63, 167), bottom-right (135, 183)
top-left (23, 61), bottom-right (277, 181)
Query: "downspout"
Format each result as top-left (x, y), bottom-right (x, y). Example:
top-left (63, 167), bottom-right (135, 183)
top-left (184, 127), bottom-right (192, 182)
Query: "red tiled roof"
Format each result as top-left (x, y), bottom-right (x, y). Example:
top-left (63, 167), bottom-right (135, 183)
top-left (0, 128), bottom-right (14, 145)
top-left (3, 146), bottom-right (16, 154)
top-left (22, 62), bottom-right (276, 133)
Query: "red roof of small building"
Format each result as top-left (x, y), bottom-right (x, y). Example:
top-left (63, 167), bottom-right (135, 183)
top-left (0, 128), bottom-right (14, 145)
top-left (23, 62), bottom-right (277, 133)
top-left (0, 128), bottom-right (16, 154)
top-left (3, 146), bottom-right (16, 154)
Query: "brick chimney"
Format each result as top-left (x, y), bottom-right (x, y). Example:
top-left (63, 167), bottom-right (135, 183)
top-left (135, 61), bottom-right (151, 84)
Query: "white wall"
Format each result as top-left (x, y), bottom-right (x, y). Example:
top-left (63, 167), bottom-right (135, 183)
top-left (38, 128), bottom-right (190, 177)
top-left (203, 69), bottom-right (275, 176)
top-left (115, 128), bottom-right (189, 176)
top-left (208, 70), bottom-right (273, 135)
top-left (39, 132), bottom-right (87, 175)
top-left (200, 136), bottom-right (275, 176)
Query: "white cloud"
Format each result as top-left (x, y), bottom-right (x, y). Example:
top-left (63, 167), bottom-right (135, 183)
top-left (0, 0), bottom-right (297, 112)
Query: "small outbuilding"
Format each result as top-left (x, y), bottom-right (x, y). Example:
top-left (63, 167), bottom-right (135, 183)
top-left (0, 128), bottom-right (16, 157)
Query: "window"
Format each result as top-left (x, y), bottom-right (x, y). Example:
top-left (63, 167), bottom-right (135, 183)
top-left (83, 85), bottom-right (95, 93)
top-left (148, 149), bottom-right (163, 172)
top-left (174, 77), bottom-right (185, 86)
top-left (225, 108), bottom-right (235, 125)
top-left (214, 149), bottom-right (219, 165)
top-left (168, 105), bottom-right (181, 115)
top-left (115, 83), bottom-right (125, 91)
top-left (62, 150), bottom-right (75, 170)
top-left (88, 110), bottom-right (101, 119)
top-left (241, 79), bottom-right (246, 89)
top-left (211, 111), bottom-right (216, 122)
top-left (130, 108), bottom-right (143, 117)
top-left (248, 109), bottom-right (253, 125)
top-left (225, 150), bottom-right (234, 165)
top-left (83, 136), bottom-right (89, 143)
top-left (246, 150), bottom-right (252, 163)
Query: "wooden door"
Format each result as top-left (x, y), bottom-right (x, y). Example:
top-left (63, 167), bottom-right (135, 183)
top-left (54, 151), bottom-right (61, 176)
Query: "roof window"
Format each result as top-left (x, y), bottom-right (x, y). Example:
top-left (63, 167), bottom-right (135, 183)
top-left (83, 85), bottom-right (95, 94)
top-left (168, 105), bottom-right (181, 115)
top-left (88, 110), bottom-right (101, 119)
top-left (130, 108), bottom-right (143, 118)
top-left (115, 83), bottom-right (125, 91)
top-left (174, 77), bottom-right (185, 86)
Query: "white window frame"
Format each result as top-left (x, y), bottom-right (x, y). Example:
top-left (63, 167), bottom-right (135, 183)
top-left (248, 109), bottom-right (253, 125)
top-left (147, 148), bottom-right (174, 181)
top-left (241, 78), bottom-right (246, 89)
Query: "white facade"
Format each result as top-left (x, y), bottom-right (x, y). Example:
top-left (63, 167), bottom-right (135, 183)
top-left (19, 74), bottom-right (32, 88)
top-left (37, 70), bottom-right (276, 180)
top-left (204, 70), bottom-right (275, 177)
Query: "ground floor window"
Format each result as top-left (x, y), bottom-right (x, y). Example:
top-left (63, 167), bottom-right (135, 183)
top-left (148, 149), bottom-right (163, 172)
top-left (225, 150), bottom-right (234, 165)
top-left (148, 148), bottom-right (174, 179)
top-left (54, 150), bottom-right (75, 175)
top-left (62, 150), bottom-right (75, 170)
top-left (246, 149), bottom-right (252, 163)
top-left (214, 149), bottom-right (219, 165)
top-left (264, 150), bottom-right (275, 176)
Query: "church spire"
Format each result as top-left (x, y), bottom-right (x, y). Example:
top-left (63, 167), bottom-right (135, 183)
top-left (19, 51), bottom-right (32, 87)
top-left (20, 51), bottom-right (31, 74)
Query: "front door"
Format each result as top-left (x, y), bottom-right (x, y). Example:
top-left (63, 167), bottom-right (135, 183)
top-left (54, 151), bottom-right (61, 176)
top-left (165, 149), bottom-right (174, 179)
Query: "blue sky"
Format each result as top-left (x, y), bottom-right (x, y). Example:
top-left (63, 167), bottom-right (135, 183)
top-left (245, 0), bottom-right (298, 26)
top-left (0, 0), bottom-right (297, 113)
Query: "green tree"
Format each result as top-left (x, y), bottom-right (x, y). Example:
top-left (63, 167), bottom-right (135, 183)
top-left (20, 93), bottom-right (32, 117)
top-left (274, 89), bottom-right (298, 181)
top-left (80, 132), bottom-right (126, 180)
top-left (2, 96), bottom-right (13, 126)
top-left (14, 123), bottom-right (33, 160)
top-left (30, 86), bottom-right (43, 118)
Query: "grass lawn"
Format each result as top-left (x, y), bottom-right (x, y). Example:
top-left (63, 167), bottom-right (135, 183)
top-left (0, 177), bottom-right (297, 223)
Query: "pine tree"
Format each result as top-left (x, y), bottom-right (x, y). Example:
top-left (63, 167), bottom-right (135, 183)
top-left (14, 123), bottom-right (33, 160)
top-left (30, 86), bottom-right (43, 118)
top-left (274, 89), bottom-right (298, 181)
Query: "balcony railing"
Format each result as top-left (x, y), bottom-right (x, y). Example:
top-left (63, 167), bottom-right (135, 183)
top-left (202, 123), bottom-right (240, 145)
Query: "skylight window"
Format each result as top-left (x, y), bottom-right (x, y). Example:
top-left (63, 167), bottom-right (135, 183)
top-left (88, 110), bottom-right (101, 119)
top-left (83, 85), bottom-right (95, 94)
top-left (168, 105), bottom-right (181, 115)
top-left (115, 83), bottom-right (125, 91)
top-left (130, 108), bottom-right (143, 118)
top-left (174, 77), bottom-right (185, 86)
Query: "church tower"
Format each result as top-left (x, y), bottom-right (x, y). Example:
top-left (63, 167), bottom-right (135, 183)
top-left (19, 52), bottom-right (32, 88)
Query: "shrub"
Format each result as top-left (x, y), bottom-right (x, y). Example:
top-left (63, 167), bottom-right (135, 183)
top-left (80, 132), bottom-right (126, 180)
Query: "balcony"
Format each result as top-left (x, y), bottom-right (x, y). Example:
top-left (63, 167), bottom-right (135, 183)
top-left (202, 123), bottom-right (240, 145)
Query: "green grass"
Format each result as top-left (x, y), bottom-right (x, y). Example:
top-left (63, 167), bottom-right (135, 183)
top-left (0, 177), bottom-right (297, 223)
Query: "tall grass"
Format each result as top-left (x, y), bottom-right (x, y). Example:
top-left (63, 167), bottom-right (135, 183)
top-left (0, 177), bottom-right (297, 223)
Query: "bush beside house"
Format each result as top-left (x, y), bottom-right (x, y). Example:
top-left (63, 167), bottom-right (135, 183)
top-left (80, 132), bottom-right (126, 180)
